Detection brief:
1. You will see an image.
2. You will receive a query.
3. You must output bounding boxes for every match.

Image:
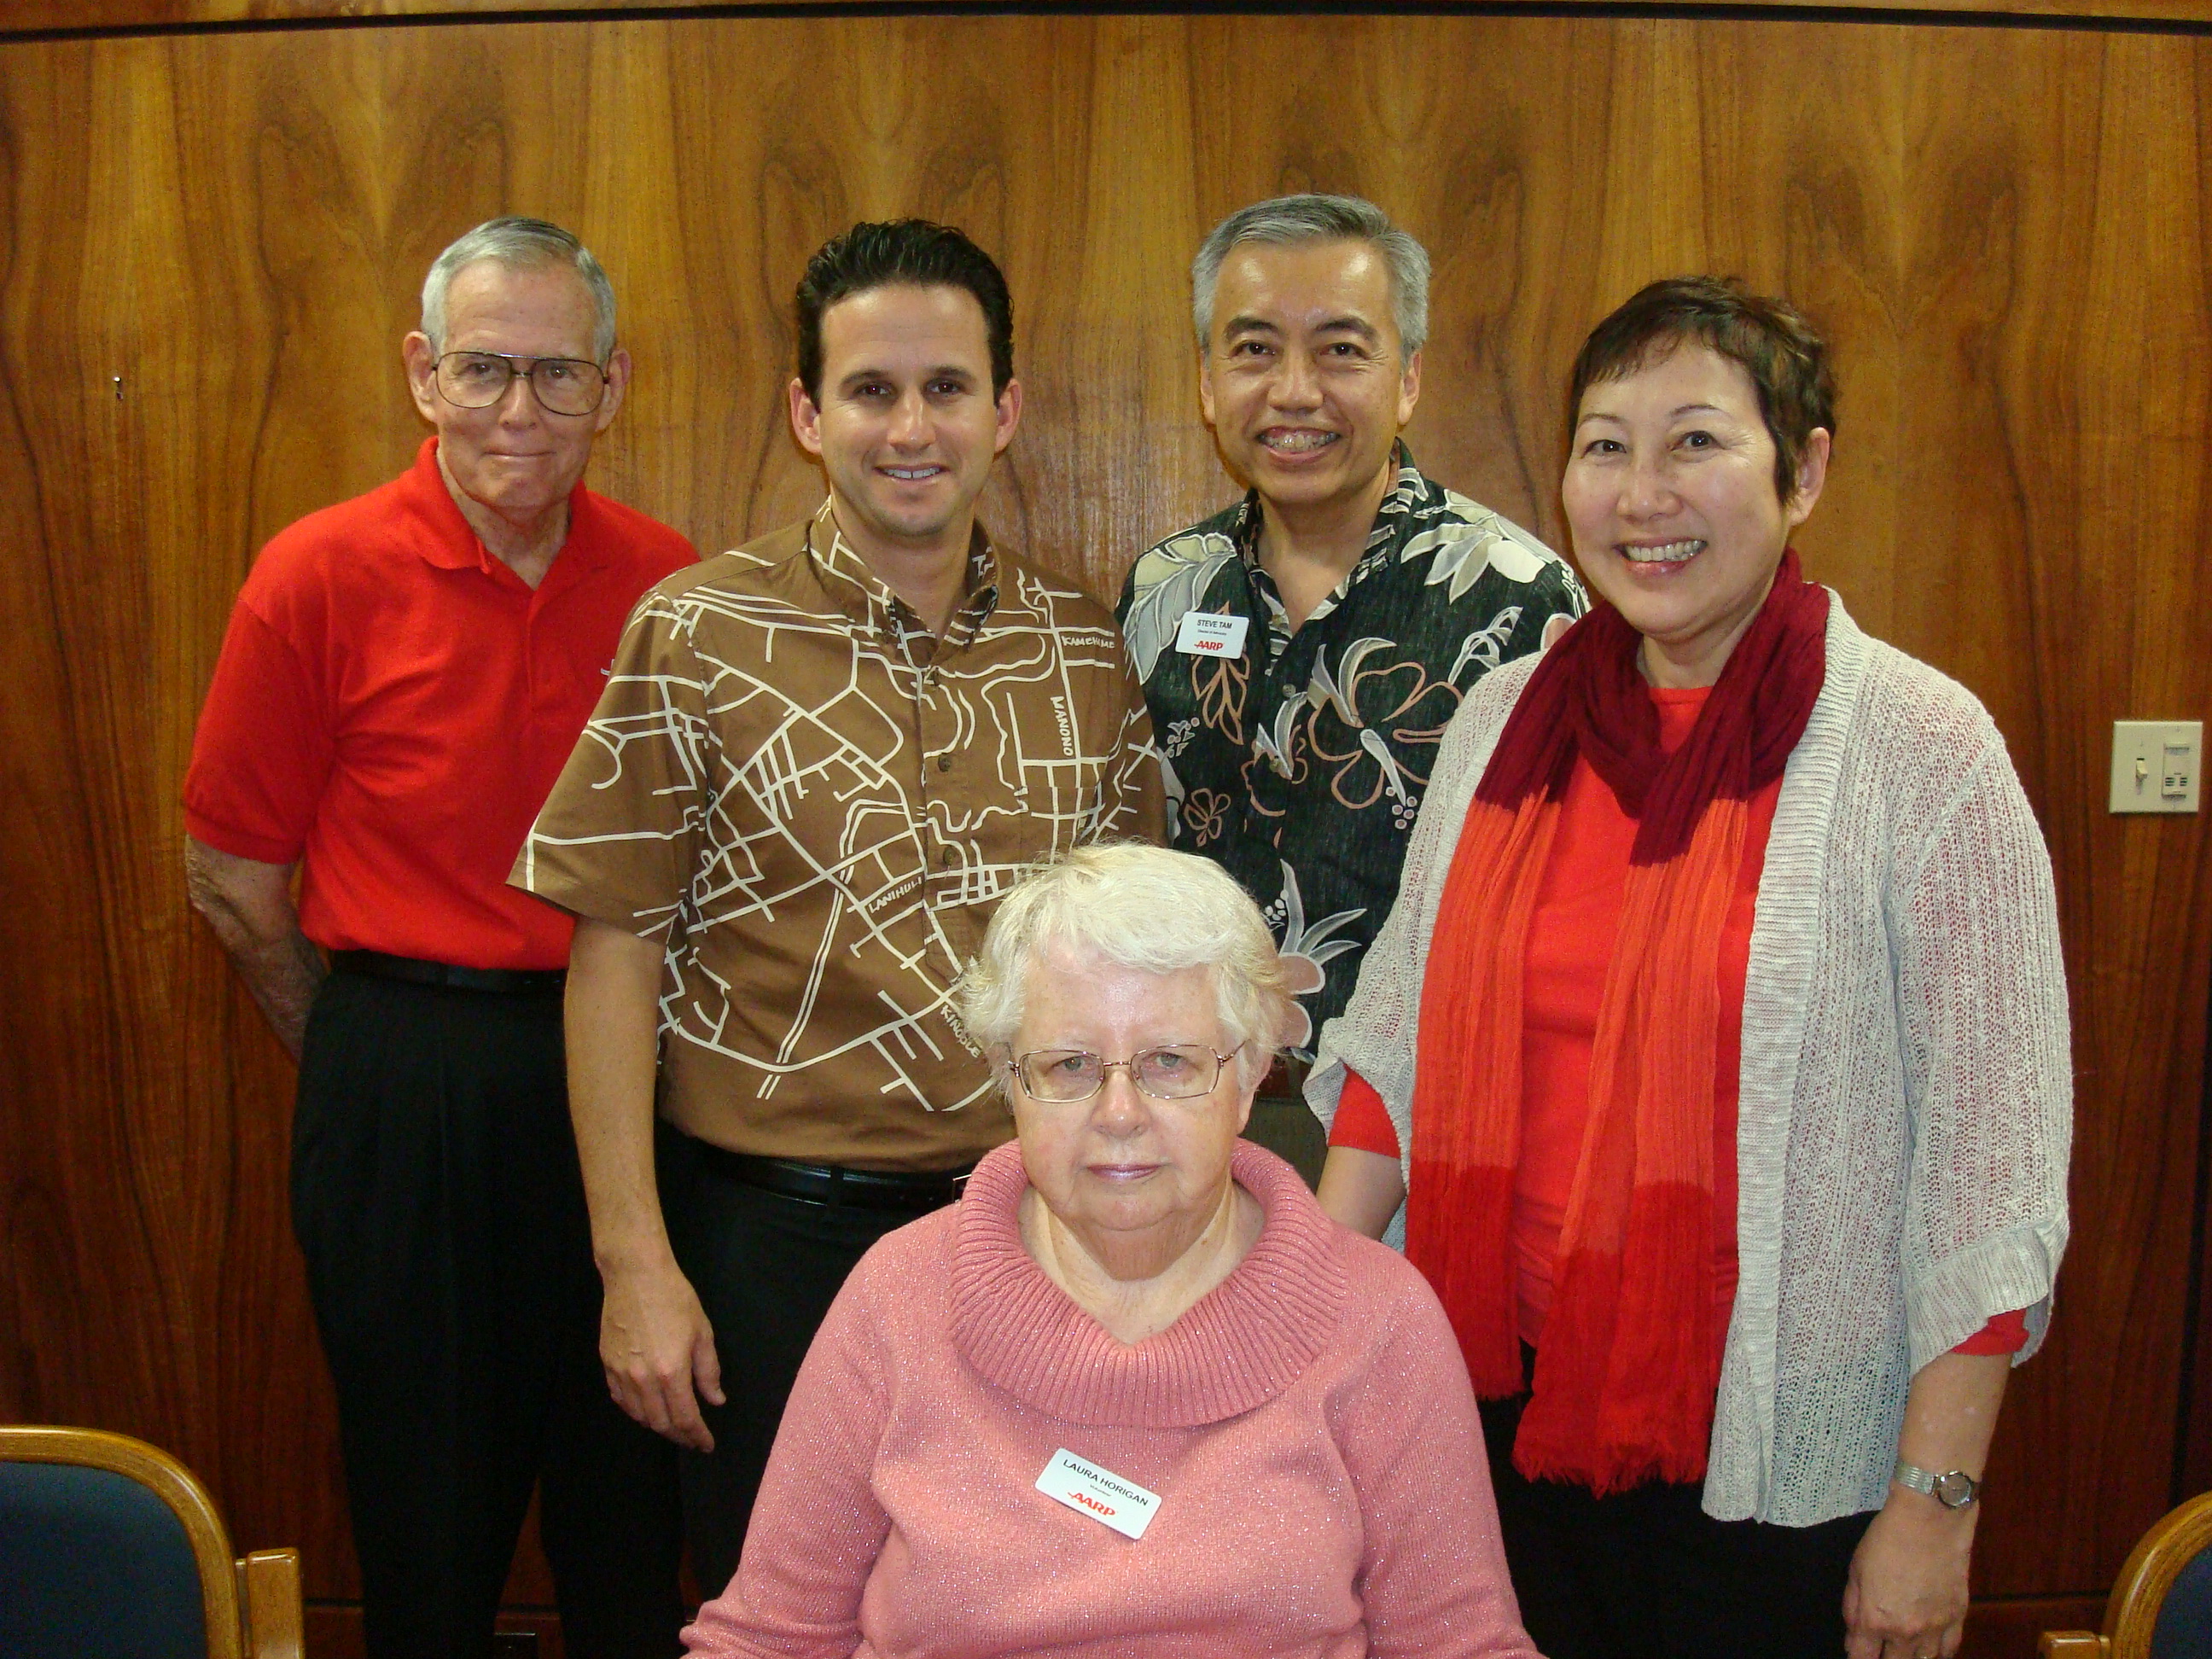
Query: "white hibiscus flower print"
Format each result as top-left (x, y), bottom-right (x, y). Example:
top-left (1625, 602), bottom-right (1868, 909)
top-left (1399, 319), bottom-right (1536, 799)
top-left (1271, 860), bottom-right (1364, 1052)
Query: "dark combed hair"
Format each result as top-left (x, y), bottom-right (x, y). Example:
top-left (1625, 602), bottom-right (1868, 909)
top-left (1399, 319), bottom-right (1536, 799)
top-left (795, 220), bottom-right (1016, 399)
top-left (1569, 276), bottom-right (1837, 500)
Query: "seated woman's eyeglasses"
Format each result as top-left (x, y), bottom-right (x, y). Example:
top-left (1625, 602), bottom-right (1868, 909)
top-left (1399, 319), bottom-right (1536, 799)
top-left (434, 350), bottom-right (609, 416)
top-left (1010, 1045), bottom-right (1237, 1103)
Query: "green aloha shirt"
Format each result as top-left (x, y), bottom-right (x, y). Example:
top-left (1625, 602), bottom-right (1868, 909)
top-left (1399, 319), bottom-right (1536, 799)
top-left (1116, 446), bottom-right (1586, 1058)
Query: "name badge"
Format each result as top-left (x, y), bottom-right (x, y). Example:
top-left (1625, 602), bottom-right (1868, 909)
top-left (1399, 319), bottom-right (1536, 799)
top-left (1035, 1447), bottom-right (1161, 1540)
top-left (1174, 609), bottom-right (1249, 660)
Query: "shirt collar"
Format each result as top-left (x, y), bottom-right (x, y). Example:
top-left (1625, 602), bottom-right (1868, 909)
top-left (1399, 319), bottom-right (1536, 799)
top-left (1231, 439), bottom-right (1426, 577)
top-left (399, 436), bottom-right (602, 588)
top-left (804, 498), bottom-right (1001, 649)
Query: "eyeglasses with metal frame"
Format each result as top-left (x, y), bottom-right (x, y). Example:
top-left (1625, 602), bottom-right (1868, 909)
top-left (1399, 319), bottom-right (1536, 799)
top-left (1006, 1045), bottom-right (1240, 1104)
top-left (432, 350), bottom-right (610, 416)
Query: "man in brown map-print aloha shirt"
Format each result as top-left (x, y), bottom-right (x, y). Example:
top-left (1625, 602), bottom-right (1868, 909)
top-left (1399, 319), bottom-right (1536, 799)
top-left (513, 220), bottom-right (1161, 1592)
top-left (1119, 196), bottom-right (1586, 1132)
top-left (521, 500), bottom-right (1159, 1158)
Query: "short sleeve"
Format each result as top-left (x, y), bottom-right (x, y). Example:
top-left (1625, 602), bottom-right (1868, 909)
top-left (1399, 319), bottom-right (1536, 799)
top-left (511, 590), bottom-right (711, 939)
top-left (1097, 649), bottom-right (1166, 846)
top-left (183, 601), bottom-right (334, 864)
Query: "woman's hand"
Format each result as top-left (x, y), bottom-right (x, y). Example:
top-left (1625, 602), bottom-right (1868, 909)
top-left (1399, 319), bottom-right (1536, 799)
top-left (1845, 1349), bottom-right (2010, 1658)
top-left (1842, 1487), bottom-right (1976, 1657)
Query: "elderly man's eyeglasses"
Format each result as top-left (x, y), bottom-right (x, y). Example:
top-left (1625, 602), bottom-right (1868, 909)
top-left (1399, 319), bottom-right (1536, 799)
top-left (433, 351), bottom-right (609, 416)
top-left (1008, 1045), bottom-right (1237, 1104)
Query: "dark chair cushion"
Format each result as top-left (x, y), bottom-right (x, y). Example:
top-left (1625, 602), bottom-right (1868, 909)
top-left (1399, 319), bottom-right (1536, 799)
top-left (0, 1461), bottom-right (208, 1659)
top-left (2156, 1545), bottom-right (2212, 1658)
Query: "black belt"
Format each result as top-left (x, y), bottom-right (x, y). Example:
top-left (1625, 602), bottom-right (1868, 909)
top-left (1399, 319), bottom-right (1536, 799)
top-left (332, 949), bottom-right (567, 996)
top-left (687, 1138), bottom-right (972, 1214)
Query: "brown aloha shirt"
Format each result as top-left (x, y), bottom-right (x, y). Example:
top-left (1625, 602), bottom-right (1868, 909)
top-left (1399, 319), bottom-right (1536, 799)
top-left (515, 503), bottom-right (1162, 1171)
top-left (1117, 446), bottom-right (1585, 1057)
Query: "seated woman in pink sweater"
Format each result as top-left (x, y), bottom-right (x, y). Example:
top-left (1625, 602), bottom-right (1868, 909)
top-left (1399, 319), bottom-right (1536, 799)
top-left (682, 843), bottom-right (1539, 1659)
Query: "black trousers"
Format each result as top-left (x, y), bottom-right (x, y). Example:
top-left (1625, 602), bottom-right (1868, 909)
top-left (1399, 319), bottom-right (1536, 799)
top-left (293, 971), bottom-right (686, 1659)
top-left (1481, 1390), bottom-right (1873, 1659)
top-left (655, 1122), bottom-right (945, 1598)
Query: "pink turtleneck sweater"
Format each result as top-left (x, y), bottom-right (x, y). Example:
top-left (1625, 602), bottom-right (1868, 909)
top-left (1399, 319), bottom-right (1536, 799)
top-left (684, 1140), bottom-right (1538, 1659)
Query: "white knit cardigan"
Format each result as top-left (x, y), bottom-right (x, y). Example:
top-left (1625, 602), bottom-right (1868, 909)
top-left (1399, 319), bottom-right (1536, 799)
top-left (1307, 597), bottom-right (2073, 1526)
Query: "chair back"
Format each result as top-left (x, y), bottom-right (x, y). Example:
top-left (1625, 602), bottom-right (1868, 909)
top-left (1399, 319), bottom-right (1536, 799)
top-left (0, 1427), bottom-right (248, 1659)
top-left (2110, 1490), bottom-right (2212, 1659)
top-left (2151, 1539), bottom-right (2212, 1657)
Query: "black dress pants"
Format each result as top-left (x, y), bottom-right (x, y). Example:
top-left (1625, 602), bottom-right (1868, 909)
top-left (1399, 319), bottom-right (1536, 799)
top-left (293, 971), bottom-right (686, 1659)
top-left (1481, 1390), bottom-right (1873, 1659)
top-left (655, 1122), bottom-right (947, 1599)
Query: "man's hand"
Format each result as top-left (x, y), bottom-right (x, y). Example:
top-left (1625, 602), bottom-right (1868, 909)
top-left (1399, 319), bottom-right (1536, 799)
top-left (600, 1254), bottom-right (725, 1452)
top-left (183, 835), bottom-right (324, 1059)
top-left (1843, 1488), bottom-right (1975, 1658)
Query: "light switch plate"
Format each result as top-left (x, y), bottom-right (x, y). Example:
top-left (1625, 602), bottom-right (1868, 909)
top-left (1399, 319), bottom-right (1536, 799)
top-left (2110, 719), bottom-right (2202, 813)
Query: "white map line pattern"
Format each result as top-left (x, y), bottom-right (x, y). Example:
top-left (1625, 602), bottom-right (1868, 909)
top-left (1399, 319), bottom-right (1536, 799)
top-left (524, 519), bottom-right (1158, 1124)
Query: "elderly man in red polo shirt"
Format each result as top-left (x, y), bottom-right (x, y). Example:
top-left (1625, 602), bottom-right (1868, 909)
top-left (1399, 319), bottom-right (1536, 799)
top-left (183, 217), bottom-right (696, 1659)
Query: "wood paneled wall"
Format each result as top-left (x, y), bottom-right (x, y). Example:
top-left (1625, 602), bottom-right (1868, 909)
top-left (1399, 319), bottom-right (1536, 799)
top-left (0, 8), bottom-right (2206, 1650)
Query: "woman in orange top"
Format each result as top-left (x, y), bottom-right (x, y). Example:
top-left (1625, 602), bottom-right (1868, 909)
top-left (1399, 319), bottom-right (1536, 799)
top-left (1309, 279), bottom-right (2069, 1659)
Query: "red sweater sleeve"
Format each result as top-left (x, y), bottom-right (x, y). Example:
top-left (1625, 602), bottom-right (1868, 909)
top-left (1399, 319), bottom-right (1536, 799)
top-left (1329, 1069), bottom-right (1403, 1158)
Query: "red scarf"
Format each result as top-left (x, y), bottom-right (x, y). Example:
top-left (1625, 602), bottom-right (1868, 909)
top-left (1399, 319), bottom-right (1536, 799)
top-left (1406, 551), bottom-right (1828, 1493)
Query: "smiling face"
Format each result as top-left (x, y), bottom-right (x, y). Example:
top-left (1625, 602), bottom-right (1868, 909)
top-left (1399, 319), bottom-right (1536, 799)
top-left (1199, 239), bottom-right (1420, 522)
top-left (788, 282), bottom-right (1022, 565)
top-left (1008, 946), bottom-right (1252, 1279)
top-left (1563, 341), bottom-right (1829, 687)
top-left (402, 259), bottom-right (627, 527)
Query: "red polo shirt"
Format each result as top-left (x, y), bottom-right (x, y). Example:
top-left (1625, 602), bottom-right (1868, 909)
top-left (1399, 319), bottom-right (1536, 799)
top-left (184, 438), bottom-right (696, 969)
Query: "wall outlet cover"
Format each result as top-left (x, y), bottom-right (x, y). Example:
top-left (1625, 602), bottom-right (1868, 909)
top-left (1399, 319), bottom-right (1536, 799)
top-left (2110, 719), bottom-right (2203, 813)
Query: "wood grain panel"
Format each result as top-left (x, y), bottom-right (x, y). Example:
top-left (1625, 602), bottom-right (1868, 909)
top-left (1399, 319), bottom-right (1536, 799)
top-left (1895, 24), bottom-right (2212, 1593)
top-left (0, 11), bottom-right (2204, 1644)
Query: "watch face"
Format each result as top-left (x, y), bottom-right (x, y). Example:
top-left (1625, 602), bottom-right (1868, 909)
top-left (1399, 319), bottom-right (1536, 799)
top-left (1932, 1470), bottom-right (1978, 1508)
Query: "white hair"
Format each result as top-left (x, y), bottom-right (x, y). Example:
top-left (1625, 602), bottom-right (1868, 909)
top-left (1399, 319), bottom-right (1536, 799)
top-left (959, 844), bottom-right (1294, 1091)
top-left (1190, 193), bottom-right (1430, 358)
top-left (420, 216), bottom-right (617, 361)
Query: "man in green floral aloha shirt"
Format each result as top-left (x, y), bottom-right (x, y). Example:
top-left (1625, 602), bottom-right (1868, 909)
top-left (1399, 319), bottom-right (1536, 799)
top-left (1119, 195), bottom-right (1586, 1175)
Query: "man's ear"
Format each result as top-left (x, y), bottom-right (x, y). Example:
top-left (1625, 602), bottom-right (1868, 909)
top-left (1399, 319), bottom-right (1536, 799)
top-left (402, 332), bottom-right (439, 424)
top-left (1396, 346), bottom-right (1423, 428)
top-left (789, 376), bottom-right (824, 457)
top-left (593, 346), bottom-right (633, 434)
top-left (992, 377), bottom-right (1024, 457)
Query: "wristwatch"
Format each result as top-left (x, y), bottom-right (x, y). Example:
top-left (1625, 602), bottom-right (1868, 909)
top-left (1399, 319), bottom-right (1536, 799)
top-left (1893, 1458), bottom-right (1981, 1509)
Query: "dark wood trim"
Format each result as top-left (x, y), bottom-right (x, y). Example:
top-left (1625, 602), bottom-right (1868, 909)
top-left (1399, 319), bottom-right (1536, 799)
top-left (2181, 973), bottom-right (2212, 1498)
top-left (2, 0), bottom-right (2210, 46)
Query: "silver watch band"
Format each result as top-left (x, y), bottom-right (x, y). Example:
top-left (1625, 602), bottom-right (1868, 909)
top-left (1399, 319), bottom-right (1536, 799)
top-left (1893, 1458), bottom-right (1981, 1509)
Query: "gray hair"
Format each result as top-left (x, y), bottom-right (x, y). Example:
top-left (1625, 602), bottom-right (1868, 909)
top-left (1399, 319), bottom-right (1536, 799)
top-left (1190, 193), bottom-right (1430, 358)
top-left (420, 216), bottom-right (617, 361)
top-left (959, 844), bottom-right (1294, 1092)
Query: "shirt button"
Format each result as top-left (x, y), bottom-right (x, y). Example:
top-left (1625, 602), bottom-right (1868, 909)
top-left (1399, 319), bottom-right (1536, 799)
top-left (942, 847), bottom-right (958, 865)
top-left (938, 754), bottom-right (953, 772)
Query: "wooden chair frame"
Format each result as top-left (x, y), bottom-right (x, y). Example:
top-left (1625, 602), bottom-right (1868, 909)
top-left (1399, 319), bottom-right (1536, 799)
top-left (0, 1424), bottom-right (302, 1659)
top-left (2042, 1490), bottom-right (2212, 1658)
